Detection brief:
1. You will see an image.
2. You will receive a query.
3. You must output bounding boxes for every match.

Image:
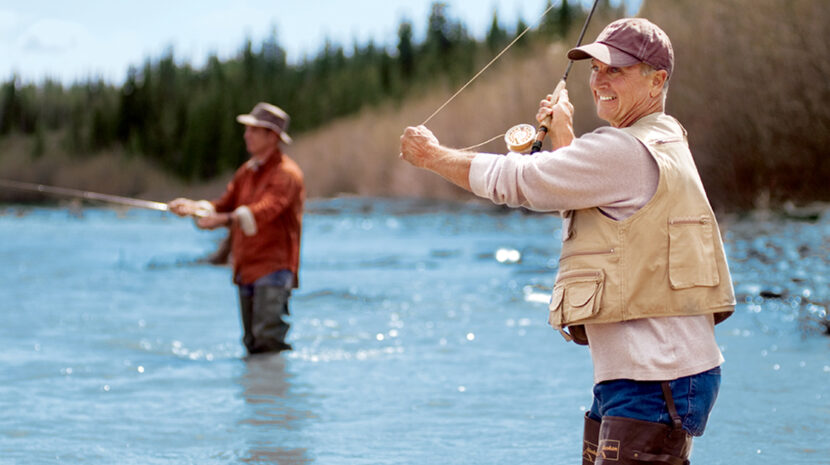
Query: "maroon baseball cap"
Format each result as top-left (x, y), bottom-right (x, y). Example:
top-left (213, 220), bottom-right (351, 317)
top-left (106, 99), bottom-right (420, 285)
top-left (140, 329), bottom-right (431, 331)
top-left (568, 18), bottom-right (674, 78)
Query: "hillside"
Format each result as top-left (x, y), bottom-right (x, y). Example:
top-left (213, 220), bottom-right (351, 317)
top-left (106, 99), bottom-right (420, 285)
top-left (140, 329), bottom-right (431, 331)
top-left (2, 0), bottom-right (828, 211)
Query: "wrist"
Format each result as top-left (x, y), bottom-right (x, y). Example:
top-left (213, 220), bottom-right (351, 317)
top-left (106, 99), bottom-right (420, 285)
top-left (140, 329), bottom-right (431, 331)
top-left (424, 144), bottom-right (451, 171)
top-left (551, 126), bottom-right (575, 150)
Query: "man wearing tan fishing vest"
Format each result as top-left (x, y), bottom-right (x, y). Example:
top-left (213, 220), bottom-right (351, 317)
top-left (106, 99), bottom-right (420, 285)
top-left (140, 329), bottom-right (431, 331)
top-left (400, 18), bottom-right (734, 465)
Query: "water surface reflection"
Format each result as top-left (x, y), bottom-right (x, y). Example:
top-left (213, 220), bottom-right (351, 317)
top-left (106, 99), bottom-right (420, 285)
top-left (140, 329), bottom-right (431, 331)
top-left (238, 354), bottom-right (314, 464)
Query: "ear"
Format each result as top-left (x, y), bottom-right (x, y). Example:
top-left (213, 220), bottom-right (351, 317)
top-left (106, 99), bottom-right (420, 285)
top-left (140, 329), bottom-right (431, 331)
top-left (650, 70), bottom-right (668, 97)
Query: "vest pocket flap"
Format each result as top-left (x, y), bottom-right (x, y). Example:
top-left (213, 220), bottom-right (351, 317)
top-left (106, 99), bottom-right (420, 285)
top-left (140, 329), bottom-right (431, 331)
top-left (553, 269), bottom-right (605, 324)
top-left (549, 286), bottom-right (564, 311)
top-left (568, 282), bottom-right (598, 307)
top-left (548, 286), bottom-right (565, 328)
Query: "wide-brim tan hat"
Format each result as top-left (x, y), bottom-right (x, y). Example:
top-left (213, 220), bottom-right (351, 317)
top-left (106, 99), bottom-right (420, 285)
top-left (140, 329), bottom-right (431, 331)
top-left (236, 102), bottom-right (293, 144)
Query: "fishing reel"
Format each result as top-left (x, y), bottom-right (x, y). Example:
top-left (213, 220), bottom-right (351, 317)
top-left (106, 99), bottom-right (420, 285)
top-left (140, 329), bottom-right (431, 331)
top-left (504, 123), bottom-right (538, 153)
top-left (503, 77), bottom-right (566, 153)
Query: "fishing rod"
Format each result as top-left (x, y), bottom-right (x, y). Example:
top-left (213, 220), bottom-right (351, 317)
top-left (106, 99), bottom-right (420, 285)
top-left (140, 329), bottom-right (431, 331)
top-left (504, 0), bottom-right (601, 154)
top-left (0, 178), bottom-right (208, 217)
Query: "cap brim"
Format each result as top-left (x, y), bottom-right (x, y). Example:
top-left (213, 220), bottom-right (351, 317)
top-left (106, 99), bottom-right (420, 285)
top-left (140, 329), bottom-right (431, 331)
top-left (236, 114), bottom-right (293, 144)
top-left (567, 42), bottom-right (641, 68)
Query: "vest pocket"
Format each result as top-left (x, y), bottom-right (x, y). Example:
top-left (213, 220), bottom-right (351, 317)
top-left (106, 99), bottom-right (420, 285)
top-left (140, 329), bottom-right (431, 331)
top-left (668, 215), bottom-right (720, 289)
top-left (548, 270), bottom-right (605, 327)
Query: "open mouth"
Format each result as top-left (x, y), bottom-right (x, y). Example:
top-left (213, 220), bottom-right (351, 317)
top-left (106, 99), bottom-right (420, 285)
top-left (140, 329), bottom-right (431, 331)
top-left (598, 95), bottom-right (617, 102)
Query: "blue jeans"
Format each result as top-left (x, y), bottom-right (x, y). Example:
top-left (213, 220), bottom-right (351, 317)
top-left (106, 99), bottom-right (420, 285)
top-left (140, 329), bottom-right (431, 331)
top-left (587, 366), bottom-right (721, 437)
top-left (237, 269), bottom-right (295, 296)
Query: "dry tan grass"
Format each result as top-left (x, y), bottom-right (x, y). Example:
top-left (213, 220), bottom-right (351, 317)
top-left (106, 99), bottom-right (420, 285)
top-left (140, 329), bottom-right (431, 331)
top-left (289, 8), bottom-right (621, 201)
top-left (2, 2), bottom-right (826, 210)
top-left (639, 0), bottom-right (830, 209)
top-left (291, 0), bottom-right (830, 210)
top-left (0, 132), bottom-right (214, 204)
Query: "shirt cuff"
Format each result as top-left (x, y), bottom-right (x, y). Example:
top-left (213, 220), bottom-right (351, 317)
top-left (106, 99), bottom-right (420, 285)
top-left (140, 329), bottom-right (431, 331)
top-left (234, 206), bottom-right (257, 236)
top-left (196, 200), bottom-right (216, 215)
top-left (468, 153), bottom-right (503, 199)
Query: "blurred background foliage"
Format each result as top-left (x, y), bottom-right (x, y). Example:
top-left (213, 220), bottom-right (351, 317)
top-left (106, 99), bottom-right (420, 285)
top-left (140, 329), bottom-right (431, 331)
top-left (0, 1), bottom-right (587, 181)
top-left (1, 0), bottom-right (828, 212)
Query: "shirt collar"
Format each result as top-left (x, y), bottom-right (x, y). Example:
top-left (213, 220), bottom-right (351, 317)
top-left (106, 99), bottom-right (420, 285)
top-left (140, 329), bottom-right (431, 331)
top-left (245, 152), bottom-right (280, 171)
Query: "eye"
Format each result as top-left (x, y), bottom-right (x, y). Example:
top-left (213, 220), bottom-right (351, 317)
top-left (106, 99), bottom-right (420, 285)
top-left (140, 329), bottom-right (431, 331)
top-left (608, 67), bottom-right (621, 74)
top-left (590, 64), bottom-right (599, 72)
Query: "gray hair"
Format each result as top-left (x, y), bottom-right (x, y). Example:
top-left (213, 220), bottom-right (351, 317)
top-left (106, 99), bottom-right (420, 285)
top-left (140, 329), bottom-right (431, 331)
top-left (640, 63), bottom-right (669, 105)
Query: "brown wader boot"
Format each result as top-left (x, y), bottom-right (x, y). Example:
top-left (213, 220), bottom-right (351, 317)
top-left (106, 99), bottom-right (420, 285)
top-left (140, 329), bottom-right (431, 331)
top-left (239, 286), bottom-right (292, 354)
top-left (590, 382), bottom-right (693, 465)
top-left (583, 413), bottom-right (601, 465)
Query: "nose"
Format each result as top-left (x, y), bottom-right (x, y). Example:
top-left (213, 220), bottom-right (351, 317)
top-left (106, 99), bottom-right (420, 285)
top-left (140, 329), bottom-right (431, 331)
top-left (590, 70), bottom-right (605, 89)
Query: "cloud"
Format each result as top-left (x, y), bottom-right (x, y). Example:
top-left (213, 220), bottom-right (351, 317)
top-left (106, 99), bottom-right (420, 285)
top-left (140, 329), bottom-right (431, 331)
top-left (17, 18), bottom-right (93, 54)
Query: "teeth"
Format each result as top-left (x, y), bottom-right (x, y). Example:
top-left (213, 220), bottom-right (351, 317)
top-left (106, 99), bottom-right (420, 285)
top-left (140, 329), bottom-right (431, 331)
top-left (599, 95), bottom-right (616, 101)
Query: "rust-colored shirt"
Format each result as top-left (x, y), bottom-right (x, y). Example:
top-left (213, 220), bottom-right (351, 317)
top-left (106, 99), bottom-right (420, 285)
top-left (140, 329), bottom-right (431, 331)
top-left (212, 153), bottom-right (304, 287)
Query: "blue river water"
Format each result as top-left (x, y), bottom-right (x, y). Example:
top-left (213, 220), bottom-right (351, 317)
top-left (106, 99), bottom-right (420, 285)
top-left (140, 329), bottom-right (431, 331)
top-left (0, 198), bottom-right (827, 464)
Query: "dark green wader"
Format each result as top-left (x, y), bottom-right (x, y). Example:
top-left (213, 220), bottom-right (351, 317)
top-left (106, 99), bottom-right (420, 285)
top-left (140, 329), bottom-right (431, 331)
top-left (239, 285), bottom-right (292, 354)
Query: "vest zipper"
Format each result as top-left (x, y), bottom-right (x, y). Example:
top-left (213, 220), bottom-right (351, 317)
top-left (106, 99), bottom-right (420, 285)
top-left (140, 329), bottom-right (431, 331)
top-left (559, 248), bottom-right (615, 261)
top-left (669, 216), bottom-right (710, 225)
top-left (557, 270), bottom-right (603, 280)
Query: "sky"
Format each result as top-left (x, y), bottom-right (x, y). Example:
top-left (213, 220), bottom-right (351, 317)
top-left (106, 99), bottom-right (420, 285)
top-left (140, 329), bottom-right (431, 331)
top-left (0, 0), bottom-right (638, 85)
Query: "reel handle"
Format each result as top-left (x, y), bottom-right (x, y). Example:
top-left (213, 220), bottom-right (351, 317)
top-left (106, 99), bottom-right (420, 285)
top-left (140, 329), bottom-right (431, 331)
top-left (530, 78), bottom-right (567, 154)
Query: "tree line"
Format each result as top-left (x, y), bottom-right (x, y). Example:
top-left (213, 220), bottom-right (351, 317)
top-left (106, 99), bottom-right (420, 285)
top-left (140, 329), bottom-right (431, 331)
top-left (0, 0), bottom-right (604, 181)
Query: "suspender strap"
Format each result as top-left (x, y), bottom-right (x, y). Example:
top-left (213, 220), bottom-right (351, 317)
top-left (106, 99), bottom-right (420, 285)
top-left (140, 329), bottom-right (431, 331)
top-left (661, 381), bottom-right (684, 431)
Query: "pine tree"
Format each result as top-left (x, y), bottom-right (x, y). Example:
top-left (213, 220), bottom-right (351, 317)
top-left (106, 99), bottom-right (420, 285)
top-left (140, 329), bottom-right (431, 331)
top-left (486, 10), bottom-right (508, 53)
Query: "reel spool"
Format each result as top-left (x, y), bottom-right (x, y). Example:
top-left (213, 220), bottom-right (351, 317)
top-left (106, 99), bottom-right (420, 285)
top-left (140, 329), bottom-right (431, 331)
top-left (504, 123), bottom-right (537, 153)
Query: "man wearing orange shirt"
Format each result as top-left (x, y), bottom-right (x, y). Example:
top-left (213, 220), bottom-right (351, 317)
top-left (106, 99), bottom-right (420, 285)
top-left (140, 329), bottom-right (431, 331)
top-left (170, 102), bottom-right (305, 355)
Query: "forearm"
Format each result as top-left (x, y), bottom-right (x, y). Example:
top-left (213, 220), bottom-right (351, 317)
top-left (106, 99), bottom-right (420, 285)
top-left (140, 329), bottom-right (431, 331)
top-left (197, 211), bottom-right (234, 230)
top-left (400, 125), bottom-right (475, 191)
top-left (422, 146), bottom-right (476, 192)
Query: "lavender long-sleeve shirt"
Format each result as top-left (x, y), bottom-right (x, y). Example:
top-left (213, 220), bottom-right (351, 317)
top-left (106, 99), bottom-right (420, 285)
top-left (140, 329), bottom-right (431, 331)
top-left (469, 124), bottom-right (723, 383)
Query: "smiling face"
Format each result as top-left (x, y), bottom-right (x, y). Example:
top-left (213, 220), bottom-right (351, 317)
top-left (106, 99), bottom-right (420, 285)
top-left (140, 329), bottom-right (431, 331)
top-left (589, 59), bottom-right (667, 128)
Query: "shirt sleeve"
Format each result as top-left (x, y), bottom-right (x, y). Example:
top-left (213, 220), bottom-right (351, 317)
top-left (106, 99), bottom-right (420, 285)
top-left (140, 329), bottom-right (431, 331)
top-left (469, 127), bottom-right (659, 219)
top-left (211, 168), bottom-right (243, 213)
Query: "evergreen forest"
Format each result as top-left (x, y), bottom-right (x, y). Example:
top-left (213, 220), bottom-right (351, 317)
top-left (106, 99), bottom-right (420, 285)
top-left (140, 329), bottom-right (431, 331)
top-left (0, 1), bottom-right (592, 181)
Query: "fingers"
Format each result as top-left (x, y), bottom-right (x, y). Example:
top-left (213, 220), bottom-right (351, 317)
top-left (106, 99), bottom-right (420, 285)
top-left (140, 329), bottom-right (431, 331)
top-left (537, 89), bottom-right (572, 123)
top-left (400, 125), bottom-right (439, 168)
top-left (536, 107), bottom-right (551, 125)
top-left (537, 96), bottom-right (554, 124)
top-left (399, 126), bottom-right (420, 165)
top-left (554, 92), bottom-right (574, 119)
top-left (168, 198), bottom-right (194, 216)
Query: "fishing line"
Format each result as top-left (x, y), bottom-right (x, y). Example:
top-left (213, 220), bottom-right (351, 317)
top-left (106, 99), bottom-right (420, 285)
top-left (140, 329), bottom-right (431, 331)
top-left (458, 133), bottom-right (506, 151)
top-left (420, 0), bottom-right (601, 153)
top-left (420, 1), bottom-right (560, 127)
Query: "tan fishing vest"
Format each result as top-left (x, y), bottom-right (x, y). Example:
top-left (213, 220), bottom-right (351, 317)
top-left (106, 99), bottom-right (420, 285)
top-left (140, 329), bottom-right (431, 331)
top-left (547, 112), bottom-right (735, 345)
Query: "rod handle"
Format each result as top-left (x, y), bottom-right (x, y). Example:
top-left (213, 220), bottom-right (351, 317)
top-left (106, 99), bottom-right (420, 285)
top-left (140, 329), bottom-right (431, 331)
top-left (530, 78), bottom-right (567, 154)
